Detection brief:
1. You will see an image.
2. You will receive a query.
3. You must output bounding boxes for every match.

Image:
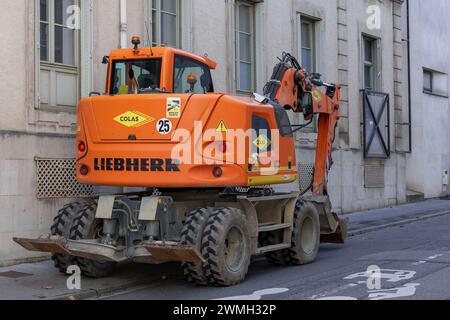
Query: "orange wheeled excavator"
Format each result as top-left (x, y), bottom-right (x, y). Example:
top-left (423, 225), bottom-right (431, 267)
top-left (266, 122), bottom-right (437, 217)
top-left (15, 37), bottom-right (347, 286)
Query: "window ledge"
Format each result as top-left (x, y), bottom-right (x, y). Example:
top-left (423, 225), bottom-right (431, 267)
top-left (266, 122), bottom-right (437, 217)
top-left (37, 104), bottom-right (77, 114)
top-left (40, 61), bottom-right (78, 72)
top-left (423, 90), bottom-right (449, 99)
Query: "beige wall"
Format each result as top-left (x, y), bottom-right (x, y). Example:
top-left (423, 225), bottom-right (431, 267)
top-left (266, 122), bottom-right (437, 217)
top-left (0, 0), bottom-right (28, 132)
top-left (0, 133), bottom-right (75, 265)
top-left (406, 0), bottom-right (450, 198)
top-left (92, 0), bottom-right (121, 93)
top-left (192, 0), bottom-right (229, 92)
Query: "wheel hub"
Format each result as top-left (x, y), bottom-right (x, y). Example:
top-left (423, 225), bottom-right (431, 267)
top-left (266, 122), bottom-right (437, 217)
top-left (300, 217), bottom-right (316, 254)
top-left (224, 227), bottom-right (245, 272)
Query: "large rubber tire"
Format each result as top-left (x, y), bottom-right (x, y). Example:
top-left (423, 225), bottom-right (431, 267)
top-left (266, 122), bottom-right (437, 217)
top-left (285, 201), bottom-right (321, 265)
top-left (50, 201), bottom-right (85, 273)
top-left (180, 208), bottom-right (212, 285)
top-left (69, 204), bottom-right (116, 278)
top-left (202, 208), bottom-right (251, 286)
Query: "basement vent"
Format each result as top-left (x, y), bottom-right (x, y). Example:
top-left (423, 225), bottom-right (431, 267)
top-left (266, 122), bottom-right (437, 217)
top-left (36, 158), bottom-right (95, 199)
top-left (299, 163), bottom-right (315, 195)
top-left (364, 164), bottom-right (385, 188)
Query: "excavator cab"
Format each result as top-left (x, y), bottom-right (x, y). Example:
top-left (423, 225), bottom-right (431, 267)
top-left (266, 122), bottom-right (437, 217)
top-left (105, 41), bottom-right (216, 96)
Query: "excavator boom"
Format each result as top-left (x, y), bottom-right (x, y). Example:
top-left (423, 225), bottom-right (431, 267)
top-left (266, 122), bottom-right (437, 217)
top-left (264, 53), bottom-right (341, 196)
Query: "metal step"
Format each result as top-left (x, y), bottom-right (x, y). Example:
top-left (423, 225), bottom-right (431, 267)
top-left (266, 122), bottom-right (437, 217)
top-left (258, 223), bottom-right (291, 233)
top-left (256, 243), bottom-right (291, 255)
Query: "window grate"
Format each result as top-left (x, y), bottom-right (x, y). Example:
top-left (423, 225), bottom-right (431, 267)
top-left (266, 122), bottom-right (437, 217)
top-left (362, 90), bottom-right (390, 159)
top-left (36, 158), bottom-right (95, 199)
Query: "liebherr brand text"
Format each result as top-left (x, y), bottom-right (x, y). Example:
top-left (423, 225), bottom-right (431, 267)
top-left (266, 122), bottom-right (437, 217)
top-left (94, 158), bottom-right (181, 172)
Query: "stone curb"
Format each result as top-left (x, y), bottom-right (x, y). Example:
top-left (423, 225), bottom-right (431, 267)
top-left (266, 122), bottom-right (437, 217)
top-left (349, 210), bottom-right (450, 237)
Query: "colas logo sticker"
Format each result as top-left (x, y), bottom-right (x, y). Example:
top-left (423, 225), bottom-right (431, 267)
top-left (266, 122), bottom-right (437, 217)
top-left (114, 111), bottom-right (155, 128)
top-left (167, 98), bottom-right (181, 118)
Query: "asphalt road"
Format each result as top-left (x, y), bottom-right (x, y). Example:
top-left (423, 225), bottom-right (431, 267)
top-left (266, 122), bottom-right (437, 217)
top-left (99, 213), bottom-right (450, 300)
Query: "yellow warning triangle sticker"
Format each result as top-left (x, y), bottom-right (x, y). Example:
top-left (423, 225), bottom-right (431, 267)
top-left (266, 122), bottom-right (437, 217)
top-left (216, 120), bottom-right (228, 133)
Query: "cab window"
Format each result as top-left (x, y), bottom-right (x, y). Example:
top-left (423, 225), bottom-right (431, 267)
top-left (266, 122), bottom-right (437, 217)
top-left (173, 55), bottom-right (214, 94)
top-left (110, 59), bottom-right (162, 95)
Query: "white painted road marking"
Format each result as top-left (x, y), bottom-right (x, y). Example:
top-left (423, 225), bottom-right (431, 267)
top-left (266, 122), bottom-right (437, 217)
top-left (309, 283), bottom-right (363, 300)
top-left (368, 283), bottom-right (420, 300)
top-left (345, 269), bottom-right (416, 283)
top-left (215, 288), bottom-right (289, 301)
top-left (316, 283), bottom-right (420, 301)
top-left (317, 296), bottom-right (358, 300)
top-left (427, 254), bottom-right (443, 260)
top-left (412, 253), bottom-right (444, 265)
top-left (314, 267), bottom-right (421, 300)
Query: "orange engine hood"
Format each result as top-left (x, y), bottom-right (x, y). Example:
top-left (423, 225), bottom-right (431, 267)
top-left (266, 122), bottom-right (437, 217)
top-left (79, 93), bottom-right (224, 142)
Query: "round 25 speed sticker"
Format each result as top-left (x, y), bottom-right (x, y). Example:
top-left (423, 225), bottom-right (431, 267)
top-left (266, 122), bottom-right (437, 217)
top-left (157, 118), bottom-right (173, 135)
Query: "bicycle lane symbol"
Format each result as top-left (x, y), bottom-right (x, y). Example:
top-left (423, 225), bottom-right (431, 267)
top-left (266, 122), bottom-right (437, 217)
top-left (316, 266), bottom-right (420, 300)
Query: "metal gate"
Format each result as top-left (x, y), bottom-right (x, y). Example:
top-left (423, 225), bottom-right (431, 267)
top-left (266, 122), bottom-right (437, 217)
top-left (362, 90), bottom-right (390, 159)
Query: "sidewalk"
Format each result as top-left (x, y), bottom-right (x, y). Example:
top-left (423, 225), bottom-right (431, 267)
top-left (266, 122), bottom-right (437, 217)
top-left (1, 198), bottom-right (450, 300)
top-left (346, 198), bottom-right (450, 233)
top-left (0, 260), bottom-right (184, 300)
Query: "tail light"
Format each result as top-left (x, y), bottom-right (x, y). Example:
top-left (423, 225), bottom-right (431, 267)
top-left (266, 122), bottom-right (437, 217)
top-left (78, 141), bottom-right (86, 153)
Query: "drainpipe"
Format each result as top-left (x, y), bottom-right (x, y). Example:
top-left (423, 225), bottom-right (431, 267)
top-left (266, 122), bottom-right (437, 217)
top-left (120, 0), bottom-right (128, 48)
top-left (406, 0), bottom-right (412, 153)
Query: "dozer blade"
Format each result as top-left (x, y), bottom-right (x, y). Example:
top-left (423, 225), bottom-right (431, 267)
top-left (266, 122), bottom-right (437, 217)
top-left (13, 236), bottom-right (127, 263)
top-left (67, 240), bottom-right (126, 262)
top-left (13, 236), bottom-right (70, 255)
top-left (143, 241), bottom-right (204, 264)
top-left (321, 217), bottom-right (348, 244)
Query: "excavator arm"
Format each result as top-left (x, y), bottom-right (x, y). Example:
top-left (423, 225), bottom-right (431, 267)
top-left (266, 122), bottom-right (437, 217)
top-left (263, 53), bottom-right (341, 196)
